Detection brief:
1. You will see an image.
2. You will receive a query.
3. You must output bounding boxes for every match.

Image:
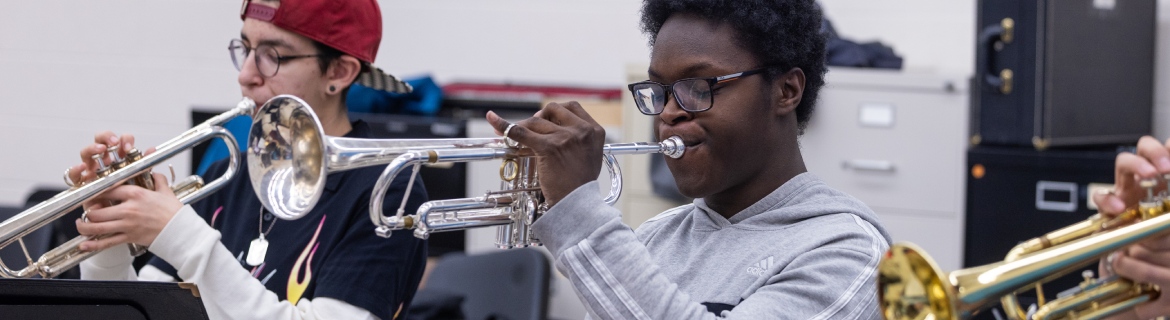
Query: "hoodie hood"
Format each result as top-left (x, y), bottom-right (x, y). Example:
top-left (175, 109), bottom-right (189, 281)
top-left (691, 172), bottom-right (893, 243)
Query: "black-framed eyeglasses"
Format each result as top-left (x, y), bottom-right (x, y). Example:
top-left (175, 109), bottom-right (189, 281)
top-left (627, 67), bottom-right (772, 115)
top-left (229, 39), bottom-right (320, 78)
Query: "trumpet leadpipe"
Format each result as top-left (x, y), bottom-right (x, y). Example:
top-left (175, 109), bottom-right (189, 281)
top-left (324, 137), bottom-right (506, 171)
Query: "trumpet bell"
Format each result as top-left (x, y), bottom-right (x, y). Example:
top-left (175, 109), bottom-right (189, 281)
top-left (248, 95), bottom-right (328, 220)
top-left (247, 94), bottom-right (515, 220)
top-left (879, 243), bottom-right (955, 320)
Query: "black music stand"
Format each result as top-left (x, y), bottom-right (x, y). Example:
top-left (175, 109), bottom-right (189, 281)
top-left (0, 279), bottom-right (208, 320)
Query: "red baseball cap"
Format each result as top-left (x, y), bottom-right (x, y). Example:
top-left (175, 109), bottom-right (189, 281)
top-left (239, 0), bottom-right (411, 93)
top-left (240, 0), bottom-right (381, 64)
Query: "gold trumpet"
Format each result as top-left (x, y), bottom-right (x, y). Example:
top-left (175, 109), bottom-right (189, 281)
top-left (878, 179), bottom-right (1167, 320)
top-left (0, 98), bottom-right (255, 278)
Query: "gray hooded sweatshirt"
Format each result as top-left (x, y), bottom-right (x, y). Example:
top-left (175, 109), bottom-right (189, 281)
top-left (531, 172), bottom-right (892, 320)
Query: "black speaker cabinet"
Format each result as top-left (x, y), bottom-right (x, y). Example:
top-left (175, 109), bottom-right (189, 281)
top-left (972, 0), bottom-right (1155, 149)
top-left (965, 145), bottom-right (1128, 319)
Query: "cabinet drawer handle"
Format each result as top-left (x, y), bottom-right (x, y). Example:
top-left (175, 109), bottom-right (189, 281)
top-left (842, 159), bottom-right (895, 172)
top-left (1035, 181), bottom-right (1077, 212)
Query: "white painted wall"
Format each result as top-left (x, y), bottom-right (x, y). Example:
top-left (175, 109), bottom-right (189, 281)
top-left (6, 0), bottom-right (1170, 203)
top-left (0, 0), bottom-right (647, 206)
top-left (0, 1), bottom-right (241, 205)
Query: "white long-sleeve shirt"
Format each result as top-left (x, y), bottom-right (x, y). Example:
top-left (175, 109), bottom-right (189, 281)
top-left (81, 205), bottom-right (378, 320)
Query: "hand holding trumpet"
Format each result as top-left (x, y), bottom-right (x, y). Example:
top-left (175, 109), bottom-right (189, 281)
top-left (1092, 135), bottom-right (1170, 320)
top-left (485, 101), bottom-right (607, 207)
top-left (66, 132), bottom-right (178, 252)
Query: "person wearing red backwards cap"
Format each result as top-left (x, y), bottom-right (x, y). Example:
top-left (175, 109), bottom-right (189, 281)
top-left (68, 1), bottom-right (426, 319)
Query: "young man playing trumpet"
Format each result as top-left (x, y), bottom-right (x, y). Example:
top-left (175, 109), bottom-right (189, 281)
top-left (487, 0), bottom-right (891, 318)
top-left (1094, 135), bottom-right (1170, 319)
top-left (67, 1), bottom-right (427, 319)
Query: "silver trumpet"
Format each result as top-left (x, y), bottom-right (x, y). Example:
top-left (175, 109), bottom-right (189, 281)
top-left (369, 133), bottom-right (683, 248)
top-left (248, 95), bottom-right (685, 248)
top-left (0, 98), bottom-right (254, 278)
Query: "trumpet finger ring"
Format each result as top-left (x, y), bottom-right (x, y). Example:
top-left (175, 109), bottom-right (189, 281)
top-left (503, 123), bottom-right (520, 147)
top-left (1105, 251), bottom-right (1120, 276)
top-left (504, 123), bottom-right (517, 139)
top-left (63, 168), bottom-right (76, 188)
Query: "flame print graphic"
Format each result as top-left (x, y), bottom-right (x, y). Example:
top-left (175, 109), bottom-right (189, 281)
top-left (210, 206), bottom-right (223, 226)
top-left (287, 215), bottom-right (326, 306)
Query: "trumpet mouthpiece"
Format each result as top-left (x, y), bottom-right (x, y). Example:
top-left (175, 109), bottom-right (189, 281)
top-left (662, 136), bottom-right (684, 159)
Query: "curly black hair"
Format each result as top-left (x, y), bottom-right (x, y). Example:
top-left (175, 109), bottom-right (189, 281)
top-left (641, 0), bottom-right (827, 133)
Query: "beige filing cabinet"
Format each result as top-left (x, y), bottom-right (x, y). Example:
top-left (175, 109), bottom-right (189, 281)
top-left (800, 67), bottom-right (968, 271)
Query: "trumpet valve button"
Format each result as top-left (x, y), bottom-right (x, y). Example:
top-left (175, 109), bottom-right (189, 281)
top-left (1140, 179), bottom-right (1157, 189)
top-left (107, 145), bottom-right (122, 162)
top-left (91, 154), bottom-right (107, 170)
top-left (126, 149), bottom-right (143, 162)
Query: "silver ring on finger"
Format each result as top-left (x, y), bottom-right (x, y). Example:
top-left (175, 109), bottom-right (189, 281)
top-left (503, 123), bottom-right (520, 148)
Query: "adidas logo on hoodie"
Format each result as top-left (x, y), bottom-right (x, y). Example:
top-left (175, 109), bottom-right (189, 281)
top-left (746, 256), bottom-right (775, 277)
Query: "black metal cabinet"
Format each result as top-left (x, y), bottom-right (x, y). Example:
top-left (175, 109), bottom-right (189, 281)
top-left (965, 145), bottom-right (1125, 318)
top-left (972, 0), bottom-right (1155, 149)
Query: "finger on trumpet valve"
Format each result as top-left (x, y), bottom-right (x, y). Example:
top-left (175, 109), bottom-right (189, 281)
top-left (92, 154), bottom-right (114, 178)
top-left (1141, 179), bottom-right (1168, 218)
top-left (107, 145), bottom-right (123, 164)
top-left (91, 154), bottom-right (107, 171)
top-left (1140, 178), bottom-right (1157, 189)
top-left (1141, 178), bottom-right (1158, 203)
